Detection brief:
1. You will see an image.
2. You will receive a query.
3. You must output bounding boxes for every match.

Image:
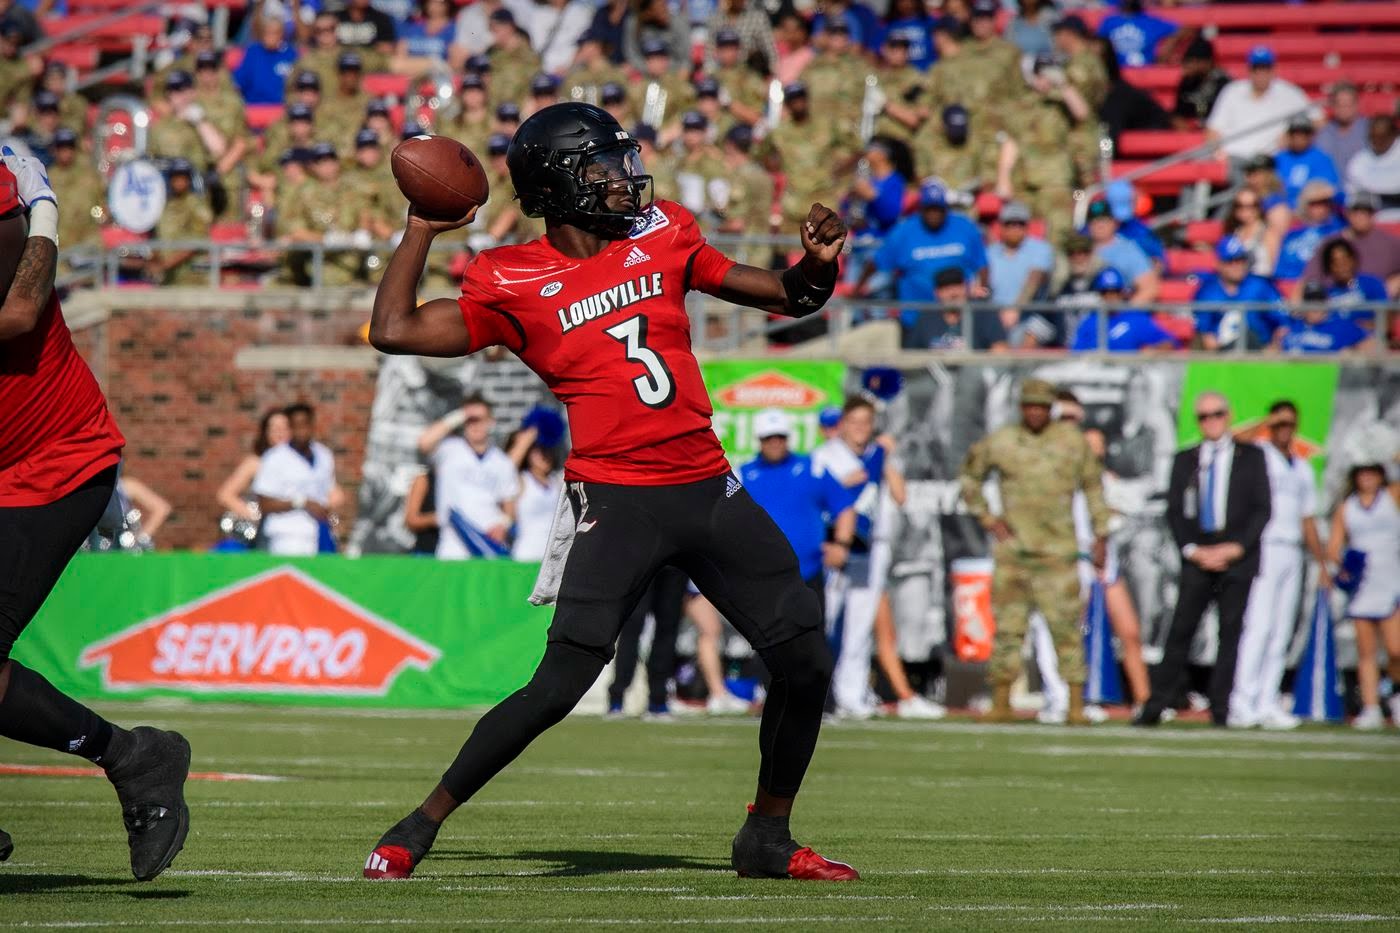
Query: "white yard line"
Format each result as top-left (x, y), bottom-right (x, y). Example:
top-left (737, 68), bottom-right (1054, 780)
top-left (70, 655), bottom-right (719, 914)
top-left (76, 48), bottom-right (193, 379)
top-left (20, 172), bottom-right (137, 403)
top-left (15, 920), bottom-right (903, 929)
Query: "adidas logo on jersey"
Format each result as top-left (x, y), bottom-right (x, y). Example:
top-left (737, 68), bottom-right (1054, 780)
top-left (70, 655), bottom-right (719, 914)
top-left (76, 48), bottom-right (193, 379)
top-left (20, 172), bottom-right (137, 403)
top-left (725, 474), bottom-right (742, 498)
top-left (622, 246), bottom-right (651, 268)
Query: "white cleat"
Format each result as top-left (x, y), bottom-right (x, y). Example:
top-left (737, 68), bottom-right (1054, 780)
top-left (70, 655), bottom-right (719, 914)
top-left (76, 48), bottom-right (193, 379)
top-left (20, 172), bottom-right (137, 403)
top-left (1388, 695), bottom-right (1400, 727)
top-left (1353, 706), bottom-right (1384, 731)
top-left (1083, 704), bottom-right (1110, 724)
top-left (834, 704), bottom-right (874, 721)
top-left (1036, 705), bottom-right (1067, 725)
top-left (1226, 711), bottom-right (1260, 730)
top-left (1259, 708), bottom-right (1300, 731)
top-left (706, 691), bottom-right (751, 715)
top-left (895, 694), bottom-right (947, 720)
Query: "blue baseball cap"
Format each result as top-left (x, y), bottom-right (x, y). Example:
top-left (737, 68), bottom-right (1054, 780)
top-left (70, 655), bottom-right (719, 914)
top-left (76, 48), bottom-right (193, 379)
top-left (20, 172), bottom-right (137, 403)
top-left (529, 73), bottom-right (558, 96)
top-left (287, 102), bottom-right (314, 121)
top-left (366, 99), bottom-right (390, 118)
top-left (166, 157), bottom-right (195, 177)
top-left (640, 37), bottom-right (669, 57)
top-left (1216, 236), bottom-right (1250, 263)
top-left (1092, 267), bottom-right (1126, 293)
top-left (164, 70), bottom-right (193, 92)
top-left (1105, 180), bottom-right (1135, 222)
top-left (461, 72), bottom-right (485, 91)
top-left (400, 121), bottom-right (426, 139)
top-left (601, 82), bottom-right (625, 103)
top-left (630, 122), bottom-right (657, 144)
top-left (294, 70), bottom-right (320, 91)
top-left (336, 51), bottom-right (363, 72)
top-left (818, 406), bottom-right (842, 429)
top-left (1247, 45), bottom-right (1275, 68)
top-left (487, 132), bottom-right (511, 156)
top-left (695, 76), bottom-right (720, 98)
top-left (495, 102), bottom-right (520, 121)
top-left (681, 110), bottom-right (707, 130)
top-left (782, 81), bottom-right (807, 100)
top-left (354, 128), bottom-right (380, 149)
top-left (52, 127), bottom-right (78, 147)
top-left (919, 180), bottom-right (948, 208)
top-left (465, 53), bottom-right (491, 73)
top-left (310, 141), bottom-right (337, 160)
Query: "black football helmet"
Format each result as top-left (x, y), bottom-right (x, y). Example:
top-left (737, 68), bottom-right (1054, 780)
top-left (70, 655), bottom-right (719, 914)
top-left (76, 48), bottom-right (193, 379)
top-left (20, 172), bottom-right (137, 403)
top-left (506, 102), bottom-right (653, 238)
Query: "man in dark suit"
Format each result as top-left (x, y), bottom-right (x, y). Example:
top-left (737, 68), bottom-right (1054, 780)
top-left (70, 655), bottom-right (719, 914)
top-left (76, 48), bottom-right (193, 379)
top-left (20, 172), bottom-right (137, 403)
top-left (1135, 392), bottom-right (1271, 726)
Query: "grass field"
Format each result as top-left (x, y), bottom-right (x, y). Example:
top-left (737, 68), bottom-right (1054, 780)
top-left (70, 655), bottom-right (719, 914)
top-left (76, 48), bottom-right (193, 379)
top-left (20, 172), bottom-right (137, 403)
top-left (2, 702), bottom-right (1399, 931)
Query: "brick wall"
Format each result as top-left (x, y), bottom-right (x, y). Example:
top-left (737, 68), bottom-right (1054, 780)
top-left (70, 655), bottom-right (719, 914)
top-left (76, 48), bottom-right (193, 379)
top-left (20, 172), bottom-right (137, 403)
top-left (65, 289), bottom-right (378, 551)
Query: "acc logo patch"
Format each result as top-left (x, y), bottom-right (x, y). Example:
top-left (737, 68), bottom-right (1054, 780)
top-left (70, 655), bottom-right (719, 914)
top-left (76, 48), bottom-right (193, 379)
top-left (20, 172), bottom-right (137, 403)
top-left (540, 281), bottom-right (563, 297)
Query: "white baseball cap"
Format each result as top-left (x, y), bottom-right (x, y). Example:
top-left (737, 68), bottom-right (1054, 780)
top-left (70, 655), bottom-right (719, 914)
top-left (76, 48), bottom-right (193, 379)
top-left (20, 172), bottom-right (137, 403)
top-left (753, 408), bottom-right (794, 439)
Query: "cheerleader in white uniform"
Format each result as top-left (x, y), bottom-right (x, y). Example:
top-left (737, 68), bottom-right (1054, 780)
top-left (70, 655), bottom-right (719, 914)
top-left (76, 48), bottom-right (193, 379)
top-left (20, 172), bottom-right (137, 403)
top-left (1328, 462), bottom-right (1400, 730)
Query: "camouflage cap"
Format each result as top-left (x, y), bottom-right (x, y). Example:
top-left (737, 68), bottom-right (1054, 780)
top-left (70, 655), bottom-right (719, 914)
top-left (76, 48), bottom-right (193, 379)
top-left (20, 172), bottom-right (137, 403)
top-left (1020, 378), bottom-right (1057, 407)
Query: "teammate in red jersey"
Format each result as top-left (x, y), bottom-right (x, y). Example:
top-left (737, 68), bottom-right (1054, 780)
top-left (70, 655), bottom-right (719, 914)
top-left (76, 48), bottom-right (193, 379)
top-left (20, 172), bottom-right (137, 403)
top-left (0, 151), bottom-right (191, 879)
top-left (363, 104), bottom-right (857, 882)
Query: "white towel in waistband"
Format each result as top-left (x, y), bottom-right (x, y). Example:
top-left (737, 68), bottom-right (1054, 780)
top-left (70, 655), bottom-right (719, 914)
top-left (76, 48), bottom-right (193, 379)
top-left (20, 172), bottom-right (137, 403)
top-left (528, 483), bottom-right (576, 606)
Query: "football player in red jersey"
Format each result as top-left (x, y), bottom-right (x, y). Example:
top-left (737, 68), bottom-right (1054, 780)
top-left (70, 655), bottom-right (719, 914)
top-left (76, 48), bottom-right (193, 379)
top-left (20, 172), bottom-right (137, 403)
top-left (363, 104), bottom-right (858, 882)
top-left (0, 152), bottom-right (191, 880)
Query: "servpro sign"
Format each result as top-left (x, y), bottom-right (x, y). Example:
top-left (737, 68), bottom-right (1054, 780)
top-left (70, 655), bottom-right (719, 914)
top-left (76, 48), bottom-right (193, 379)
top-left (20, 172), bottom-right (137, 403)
top-left (78, 566), bottom-right (440, 695)
top-left (702, 361), bottom-right (847, 462)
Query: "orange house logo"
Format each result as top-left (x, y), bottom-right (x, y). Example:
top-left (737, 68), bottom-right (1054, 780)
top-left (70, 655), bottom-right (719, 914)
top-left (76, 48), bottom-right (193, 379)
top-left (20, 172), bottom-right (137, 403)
top-left (79, 567), bottom-right (440, 695)
top-left (715, 371), bottom-right (826, 409)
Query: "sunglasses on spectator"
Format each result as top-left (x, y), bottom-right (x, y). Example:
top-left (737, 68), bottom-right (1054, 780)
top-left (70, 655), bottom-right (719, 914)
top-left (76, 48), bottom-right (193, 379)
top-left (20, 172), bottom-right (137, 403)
top-left (1271, 420), bottom-right (1298, 429)
top-left (1196, 409), bottom-right (1228, 422)
top-left (1306, 198), bottom-right (1332, 207)
top-left (1233, 200), bottom-right (1259, 210)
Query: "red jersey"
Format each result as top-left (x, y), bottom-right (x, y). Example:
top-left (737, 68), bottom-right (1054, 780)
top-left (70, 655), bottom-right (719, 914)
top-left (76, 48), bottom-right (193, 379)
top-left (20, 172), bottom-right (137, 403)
top-left (457, 201), bottom-right (734, 485)
top-left (0, 283), bottom-right (125, 507)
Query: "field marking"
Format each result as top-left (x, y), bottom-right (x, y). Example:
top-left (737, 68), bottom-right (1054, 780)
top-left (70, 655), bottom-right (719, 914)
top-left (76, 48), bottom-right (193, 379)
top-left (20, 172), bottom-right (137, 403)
top-left (13, 920), bottom-right (903, 929)
top-left (1024, 744), bottom-right (1400, 763)
top-left (924, 904), bottom-right (1181, 913)
top-left (439, 885), bottom-right (697, 893)
top-left (1195, 914), bottom-right (1400, 924)
top-left (883, 868), bottom-right (1400, 878)
top-left (0, 763), bottom-right (285, 782)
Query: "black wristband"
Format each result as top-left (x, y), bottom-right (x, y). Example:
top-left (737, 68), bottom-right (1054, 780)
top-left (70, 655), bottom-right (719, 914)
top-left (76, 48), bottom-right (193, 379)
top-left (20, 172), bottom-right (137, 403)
top-left (781, 262), bottom-right (836, 315)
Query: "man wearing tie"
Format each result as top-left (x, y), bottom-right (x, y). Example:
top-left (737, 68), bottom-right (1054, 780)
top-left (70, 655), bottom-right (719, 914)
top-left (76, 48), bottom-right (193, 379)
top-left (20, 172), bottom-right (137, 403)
top-left (1135, 392), bottom-right (1271, 727)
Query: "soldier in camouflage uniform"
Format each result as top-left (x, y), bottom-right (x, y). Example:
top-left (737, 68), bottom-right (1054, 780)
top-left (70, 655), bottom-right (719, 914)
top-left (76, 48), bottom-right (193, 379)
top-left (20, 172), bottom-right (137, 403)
top-left (478, 132), bottom-right (545, 245)
top-left (926, 12), bottom-right (1023, 132)
top-left (600, 82), bottom-right (634, 131)
top-left (692, 77), bottom-right (736, 144)
top-left (958, 378), bottom-right (1110, 726)
top-left (485, 10), bottom-right (541, 110)
top-left (523, 72), bottom-right (562, 120)
top-left (637, 38), bottom-right (694, 141)
top-left (768, 82), bottom-right (860, 229)
top-left (249, 102), bottom-right (320, 203)
top-left (364, 98), bottom-right (396, 148)
top-left (271, 149), bottom-right (312, 237)
top-left (709, 28), bottom-right (769, 128)
top-left (193, 50), bottom-right (249, 179)
top-left (714, 124), bottom-right (773, 240)
top-left (155, 21), bottom-right (233, 95)
top-left (1009, 55), bottom-right (1082, 239)
top-left (36, 62), bottom-right (87, 136)
top-left (800, 20), bottom-right (869, 133)
top-left (0, 23), bottom-right (33, 118)
top-left (147, 71), bottom-right (230, 171)
top-left (47, 128), bottom-right (105, 263)
top-left (672, 111), bottom-right (726, 218)
top-left (915, 104), bottom-right (1002, 193)
top-left (563, 31), bottom-right (628, 109)
top-left (634, 124), bottom-right (678, 205)
top-left (452, 73), bottom-right (495, 156)
top-left (347, 128), bottom-right (402, 240)
top-left (1051, 16), bottom-right (1109, 185)
top-left (319, 52), bottom-right (372, 154)
top-left (149, 159), bottom-right (213, 285)
top-left (294, 10), bottom-right (389, 94)
top-left (284, 142), bottom-right (368, 286)
top-left (871, 34), bottom-right (927, 145)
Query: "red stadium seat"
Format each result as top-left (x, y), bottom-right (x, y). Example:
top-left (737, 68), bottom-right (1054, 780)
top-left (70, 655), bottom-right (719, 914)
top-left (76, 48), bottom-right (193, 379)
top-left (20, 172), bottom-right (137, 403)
top-left (1111, 160), bottom-right (1229, 196)
top-left (224, 47), bottom-right (244, 71)
top-left (46, 45), bottom-right (100, 72)
top-left (1115, 130), bottom-right (1207, 160)
top-left (1158, 278), bottom-right (1199, 304)
top-left (1153, 312), bottom-right (1195, 345)
top-left (1214, 34), bottom-right (1400, 64)
top-left (41, 14), bottom-right (166, 51)
top-left (363, 73), bottom-right (410, 98)
top-left (1161, 3), bottom-right (1400, 31)
top-left (102, 226), bottom-right (146, 248)
top-left (1166, 248), bottom-right (1217, 277)
top-left (1359, 92), bottom-right (1397, 117)
top-left (1379, 223), bottom-right (1400, 239)
top-left (210, 223), bottom-right (248, 243)
top-left (1184, 220), bottom-right (1223, 247)
top-left (246, 104), bottom-right (283, 131)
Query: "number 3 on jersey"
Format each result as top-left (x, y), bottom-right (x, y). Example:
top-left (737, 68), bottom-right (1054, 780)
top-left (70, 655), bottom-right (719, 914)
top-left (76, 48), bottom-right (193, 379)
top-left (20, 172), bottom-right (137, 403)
top-left (605, 314), bottom-right (676, 409)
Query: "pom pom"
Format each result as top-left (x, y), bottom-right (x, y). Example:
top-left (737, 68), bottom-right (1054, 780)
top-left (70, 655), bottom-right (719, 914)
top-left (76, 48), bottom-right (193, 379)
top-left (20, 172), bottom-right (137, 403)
top-left (521, 406), bottom-right (565, 448)
top-left (861, 367), bottom-right (903, 400)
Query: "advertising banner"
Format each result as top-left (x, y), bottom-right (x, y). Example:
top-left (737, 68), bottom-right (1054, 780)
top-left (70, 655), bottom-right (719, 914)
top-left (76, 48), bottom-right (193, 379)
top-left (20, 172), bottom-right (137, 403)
top-left (701, 360), bottom-right (847, 463)
top-left (17, 553), bottom-right (552, 707)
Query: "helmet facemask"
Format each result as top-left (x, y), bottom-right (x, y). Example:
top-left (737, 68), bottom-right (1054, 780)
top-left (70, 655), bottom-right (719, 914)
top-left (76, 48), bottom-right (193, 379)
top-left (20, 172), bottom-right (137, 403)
top-left (559, 142), bottom-right (653, 238)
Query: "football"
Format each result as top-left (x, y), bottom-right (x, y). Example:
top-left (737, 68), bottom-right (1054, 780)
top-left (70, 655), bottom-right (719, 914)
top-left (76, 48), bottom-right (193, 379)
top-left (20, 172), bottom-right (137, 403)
top-left (390, 134), bottom-right (490, 219)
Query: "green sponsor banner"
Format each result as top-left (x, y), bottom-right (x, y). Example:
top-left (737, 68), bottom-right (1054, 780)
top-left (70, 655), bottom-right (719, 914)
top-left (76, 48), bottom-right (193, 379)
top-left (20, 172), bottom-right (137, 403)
top-left (1178, 361), bottom-right (1339, 483)
top-left (15, 553), bottom-right (551, 708)
top-left (701, 360), bottom-right (847, 463)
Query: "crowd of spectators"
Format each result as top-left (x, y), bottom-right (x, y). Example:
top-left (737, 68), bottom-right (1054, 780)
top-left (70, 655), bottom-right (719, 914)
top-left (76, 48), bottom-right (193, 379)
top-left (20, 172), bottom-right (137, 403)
top-left (0, 0), bottom-right (1397, 350)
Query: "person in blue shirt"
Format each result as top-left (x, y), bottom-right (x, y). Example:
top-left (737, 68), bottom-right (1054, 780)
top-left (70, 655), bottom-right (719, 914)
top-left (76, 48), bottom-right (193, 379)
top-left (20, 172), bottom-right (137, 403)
top-left (811, 0), bottom-right (882, 53)
top-left (1105, 180), bottom-right (1165, 268)
top-left (1316, 237), bottom-right (1386, 326)
top-left (1071, 267), bottom-right (1176, 352)
top-left (863, 179), bottom-right (987, 330)
top-left (1275, 180), bottom-right (1346, 280)
top-left (1274, 115), bottom-right (1342, 209)
top-left (843, 137), bottom-right (909, 301)
top-left (397, 0), bottom-right (457, 61)
top-left (234, 14), bottom-right (299, 105)
top-left (1085, 199), bottom-right (1160, 306)
top-left (903, 266), bottom-right (1008, 350)
top-left (741, 409), bottom-right (857, 591)
top-left (877, 0), bottom-right (939, 71)
top-left (1278, 283), bottom-right (1373, 353)
top-left (1098, 0), bottom-right (1179, 67)
top-left (1192, 236), bottom-right (1285, 350)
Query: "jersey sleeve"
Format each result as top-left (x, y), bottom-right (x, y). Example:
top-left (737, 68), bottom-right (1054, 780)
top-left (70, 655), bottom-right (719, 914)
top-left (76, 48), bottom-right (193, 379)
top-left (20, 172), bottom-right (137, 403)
top-left (665, 201), bottom-right (736, 294)
top-left (458, 253), bottom-right (525, 354)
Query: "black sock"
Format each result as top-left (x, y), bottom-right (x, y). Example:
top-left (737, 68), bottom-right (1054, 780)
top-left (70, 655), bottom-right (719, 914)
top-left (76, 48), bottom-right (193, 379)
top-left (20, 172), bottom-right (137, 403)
top-left (0, 661), bottom-right (126, 764)
top-left (744, 810), bottom-right (793, 845)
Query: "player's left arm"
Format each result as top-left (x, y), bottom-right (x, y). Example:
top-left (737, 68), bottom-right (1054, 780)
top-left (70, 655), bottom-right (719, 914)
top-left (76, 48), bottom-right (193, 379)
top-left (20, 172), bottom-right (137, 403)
top-left (703, 203), bottom-right (847, 318)
top-left (0, 148), bottom-right (58, 341)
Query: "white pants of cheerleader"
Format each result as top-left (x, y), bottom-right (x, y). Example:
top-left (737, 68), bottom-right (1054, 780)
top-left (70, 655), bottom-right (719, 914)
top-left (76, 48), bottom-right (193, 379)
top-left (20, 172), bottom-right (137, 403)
top-left (1230, 541), bottom-right (1304, 723)
top-left (829, 539), bottom-right (891, 713)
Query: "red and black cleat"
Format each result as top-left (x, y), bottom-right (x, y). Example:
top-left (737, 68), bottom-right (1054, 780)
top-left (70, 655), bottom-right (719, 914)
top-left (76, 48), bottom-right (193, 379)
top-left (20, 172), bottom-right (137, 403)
top-left (732, 805), bottom-right (860, 881)
top-left (363, 844), bottom-right (417, 880)
top-left (784, 846), bottom-right (860, 881)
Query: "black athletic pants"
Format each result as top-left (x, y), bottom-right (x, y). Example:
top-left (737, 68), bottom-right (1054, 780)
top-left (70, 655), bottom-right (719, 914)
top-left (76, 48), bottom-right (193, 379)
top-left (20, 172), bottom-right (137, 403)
top-left (1146, 562), bottom-right (1252, 725)
top-left (608, 566), bottom-right (688, 709)
top-left (442, 472), bottom-right (832, 802)
top-left (0, 465), bottom-right (118, 666)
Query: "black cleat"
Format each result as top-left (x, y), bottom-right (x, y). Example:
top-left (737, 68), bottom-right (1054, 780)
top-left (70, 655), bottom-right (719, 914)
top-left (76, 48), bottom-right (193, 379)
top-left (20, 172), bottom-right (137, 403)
top-left (0, 828), bottom-right (12, 861)
top-left (364, 809), bottom-right (441, 879)
top-left (105, 726), bottom-right (191, 881)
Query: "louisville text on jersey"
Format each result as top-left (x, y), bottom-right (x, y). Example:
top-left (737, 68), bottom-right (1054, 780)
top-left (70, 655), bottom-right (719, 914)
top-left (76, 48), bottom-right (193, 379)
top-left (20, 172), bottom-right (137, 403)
top-left (556, 272), bottom-right (664, 334)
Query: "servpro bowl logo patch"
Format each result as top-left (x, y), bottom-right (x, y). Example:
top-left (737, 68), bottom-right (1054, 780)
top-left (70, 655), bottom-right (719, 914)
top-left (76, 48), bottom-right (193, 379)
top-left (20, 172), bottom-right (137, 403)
top-left (78, 567), bottom-right (440, 695)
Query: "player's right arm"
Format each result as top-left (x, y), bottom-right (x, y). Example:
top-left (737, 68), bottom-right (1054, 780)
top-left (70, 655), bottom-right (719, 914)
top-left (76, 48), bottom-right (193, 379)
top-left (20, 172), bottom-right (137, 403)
top-left (369, 207), bottom-right (479, 357)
